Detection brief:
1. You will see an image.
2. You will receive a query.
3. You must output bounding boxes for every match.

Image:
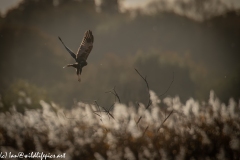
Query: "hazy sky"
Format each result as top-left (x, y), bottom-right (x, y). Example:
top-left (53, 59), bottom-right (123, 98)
top-left (0, 0), bottom-right (154, 15)
top-left (0, 0), bottom-right (154, 14)
top-left (0, 0), bottom-right (239, 16)
top-left (0, 0), bottom-right (22, 15)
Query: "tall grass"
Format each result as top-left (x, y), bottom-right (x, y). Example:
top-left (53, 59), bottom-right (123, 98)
top-left (0, 90), bottom-right (239, 159)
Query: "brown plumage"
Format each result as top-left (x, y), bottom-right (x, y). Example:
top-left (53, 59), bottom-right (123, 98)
top-left (58, 30), bottom-right (94, 82)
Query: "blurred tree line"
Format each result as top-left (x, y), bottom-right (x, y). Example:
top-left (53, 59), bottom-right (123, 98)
top-left (0, 0), bottom-right (239, 110)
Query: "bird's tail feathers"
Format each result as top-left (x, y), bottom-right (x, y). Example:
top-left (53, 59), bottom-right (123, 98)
top-left (63, 64), bottom-right (74, 68)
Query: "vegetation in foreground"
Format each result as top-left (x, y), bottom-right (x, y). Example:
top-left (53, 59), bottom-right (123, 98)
top-left (0, 90), bottom-right (239, 159)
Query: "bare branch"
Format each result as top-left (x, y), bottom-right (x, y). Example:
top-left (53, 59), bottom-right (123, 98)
top-left (146, 100), bottom-right (152, 110)
top-left (135, 69), bottom-right (146, 83)
top-left (156, 110), bottom-right (174, 133)
top-left (135, 68), bottom-right (152, 109)
top-left (107, 103), bottom-right (115, 120)
top-left (136, 116), bottom-right (142, 125)
top-left (93, 100), bottom-right (102, 117)
top-left (135, 68), bottom-right (174, 131)
top-left (93, 112), bottom-right (101, 117)
top-left (106, 86), bottom-right (121, 103)
top-left (142, 125), bottom-right (149, 137)
top-left (113, 87), bottom-right (121, 103)
top-left (108, 112), bottom-right (115, 120)
top-left (109, 103), bottom-right (115, 111)
top-left (102, 103), bottom-right (115, 120)
top-left (159, 72), bottom-right (174, 97)
top-left (94, 100), bottom-right (101, 112)
top-left (93, 101), bottom-right (115, 120)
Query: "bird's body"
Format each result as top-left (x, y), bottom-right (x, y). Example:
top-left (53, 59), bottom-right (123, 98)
top-left (59, 30), bottom-right (94, 81)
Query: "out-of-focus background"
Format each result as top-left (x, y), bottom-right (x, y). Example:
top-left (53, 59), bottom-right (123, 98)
top-left (0, 0), bottom-right (239, 111)
top-left (1, 1), bottom-right (240, 159)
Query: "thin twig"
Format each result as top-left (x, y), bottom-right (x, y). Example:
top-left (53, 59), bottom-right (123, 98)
top-left (136, 116), bottom-right (142, 125)
top-left (135, 68), bottom-right (152, 109)
top-left (101, 108), bottom-right (112, 119)
top-left (93, 101), bottom-right (115, 120)
top-left (94, 100), bottom-right (101, 112)
top-left (93, 100), bottom-right (102, 117)
top-left (106, 86), bottom-right (121, 103)
top-left (135, 68), bottom-right (152, 126)
top-left (159, 72), bottom-right (174, 97)
top-left (142, 125), bottom-right (149, 137)
top-left (109, 103), bottom-right (115, 112)
top-left (103, 103), bottom-right (115, 120)
top-left (93, 112), bottom-right (101, 117)
top-left (156, 110), bottom-right (174, 133)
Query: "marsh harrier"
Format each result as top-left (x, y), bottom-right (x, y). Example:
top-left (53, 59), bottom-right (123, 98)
top-left (58, 30), bottom-right (94, 82)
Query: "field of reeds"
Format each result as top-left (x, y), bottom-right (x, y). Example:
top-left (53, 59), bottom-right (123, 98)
top-left (0, 89), bottom-right (239, 160)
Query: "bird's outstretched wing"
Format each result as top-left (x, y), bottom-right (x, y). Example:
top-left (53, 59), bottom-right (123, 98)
top-left (76, 30), bottom-right (94, 62)
top-left (58, 36), bottom-right (77, 61)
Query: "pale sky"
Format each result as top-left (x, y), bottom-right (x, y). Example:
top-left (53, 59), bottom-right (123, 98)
top-left (0, 0), bottom-right (239, 16)
top-left (0, 0), bottom-right (22, 15)
top-left (0, 0), bottom-right (154, 15)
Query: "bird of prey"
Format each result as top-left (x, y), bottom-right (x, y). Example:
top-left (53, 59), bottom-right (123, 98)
top-left (58, 30), bottom-right (94, 82)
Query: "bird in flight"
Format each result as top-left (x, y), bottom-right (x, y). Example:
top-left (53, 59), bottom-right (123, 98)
top-left (58, 30), bottom-right (94, 82)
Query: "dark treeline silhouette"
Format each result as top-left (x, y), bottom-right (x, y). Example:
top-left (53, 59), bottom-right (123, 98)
top-left (0, 0), bottom-right (239, 109)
